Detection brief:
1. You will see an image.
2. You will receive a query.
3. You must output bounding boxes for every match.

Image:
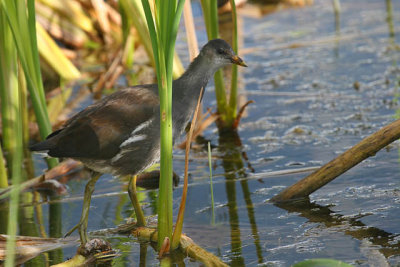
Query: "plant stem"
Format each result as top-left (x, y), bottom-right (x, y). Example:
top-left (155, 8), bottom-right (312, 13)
top-left (227, 0), bottom-right (238, 126)
top-left (208, 142), bottom-right (215, 225)
top-left (141, 0), bottom-right (185, 250)
top-left (171, 88), bottom-right (204, 250)
top-left (200, 0), bottom-right (228, 123)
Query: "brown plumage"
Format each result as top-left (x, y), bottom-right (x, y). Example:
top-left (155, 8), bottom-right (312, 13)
top-left (30, 39), bottom-right (247, 177)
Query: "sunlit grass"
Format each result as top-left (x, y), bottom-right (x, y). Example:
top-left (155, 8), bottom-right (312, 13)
top-left (141, 0), bottom-right (185, 250)
top-left (201, 0), bottom-right (241, 130)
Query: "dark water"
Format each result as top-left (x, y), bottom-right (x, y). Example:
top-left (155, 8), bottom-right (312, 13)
top-left (20, 0), bottom-right (400, 265)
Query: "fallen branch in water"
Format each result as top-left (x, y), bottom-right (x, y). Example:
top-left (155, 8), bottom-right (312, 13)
top-left (99, 223), bottom-right (227, 266)
top-left (129, 225), bottom-right (228, 267)
top-left (271, 119), bottom-right (400, 202)
top-left (1, 222), bottom-right (227, 266)
top-left (0, 159), bottom-right (82, 200)
top-left (50, 222), bottom-right (228, 267)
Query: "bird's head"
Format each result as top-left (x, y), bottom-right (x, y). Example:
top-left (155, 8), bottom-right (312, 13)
top-left (200, 39), bottom-right (247, 69)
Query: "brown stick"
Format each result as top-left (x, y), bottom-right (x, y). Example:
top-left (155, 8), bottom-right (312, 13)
top-left (271, 119), bottom-right (400, 202)
top-left (131, 226), bottom-right (228, 266)
top-left (171, 88), bottom-right (204, 250)
top-left (183, 0), bottom-right (199, 60)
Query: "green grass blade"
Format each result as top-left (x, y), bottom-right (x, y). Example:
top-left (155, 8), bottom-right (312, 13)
top-left (293, 258), bottom-right (353, 267)
top-left (141, 0), bottom-right (173, 250)
top-left (227, 0), bottom-right (238, 125)
top-left (200, 0), bottom-right (227, 122)
top-left (141, 0), bottom-right (161, 79)
top-left (0, 7), bottom-right (24, 265)
top-left (0, 6), bottom-right (18, 175)
top-left (1, 0), bottom-right (57, 167)
top-left (208, 142), bottom-right (215, 225)
top-left (165, 0), bottom-right (185, 82)
top-left (4, 54), bottom-right (24, 267)
top-left (27, 0), bottom-right (44, 100)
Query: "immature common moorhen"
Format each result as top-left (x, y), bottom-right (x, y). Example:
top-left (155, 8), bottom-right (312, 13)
top-left (30, 39), bottom-right (247, 246)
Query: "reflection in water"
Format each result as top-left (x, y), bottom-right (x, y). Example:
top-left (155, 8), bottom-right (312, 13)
top-left (275, 198), bottom-right (400, 259)
top-left (139, 243), bottom-right (148, 267)
top-left (48, 195), bottom-right (63, 264)
top-left (386, 0), bottom-right (395, 40)
top-left (114, 194), bottom-right (128, 226)
top-left (20, 192), bottom-right (45, 266)
top-left (332, 0), bottom-right (341, 57)
top-left (219, 130), bottom-right (263, 265)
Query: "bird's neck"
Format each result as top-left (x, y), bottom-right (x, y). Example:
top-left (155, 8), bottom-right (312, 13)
top-left (170, 54), bottom-right (219, 138)
top-left (173, 54), bottom-right (216, 101)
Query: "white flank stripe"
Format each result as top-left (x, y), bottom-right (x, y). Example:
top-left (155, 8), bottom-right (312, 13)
top-left (120, 134), bottom-right (147, 147)
top-left (111, 152), bottom-right (124, 163)
top-left (131, 119), bottom-right (153, 136)
top-left (33, 151), bottom-right (50, 157)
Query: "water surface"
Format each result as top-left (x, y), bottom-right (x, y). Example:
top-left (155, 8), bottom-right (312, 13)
top-left (24, 0), bottom-right (400, 265)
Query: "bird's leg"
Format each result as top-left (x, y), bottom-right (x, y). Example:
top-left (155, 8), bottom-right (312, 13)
top-left (128, 175), bottom-right (146, 226)
top-left (65, 172), bottom-right (102, 245)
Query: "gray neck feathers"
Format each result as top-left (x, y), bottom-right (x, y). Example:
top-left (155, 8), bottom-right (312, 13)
top-left (173, 53), bottom-right (218, 101)
top-left (171, 53), bottom-right (219, 138)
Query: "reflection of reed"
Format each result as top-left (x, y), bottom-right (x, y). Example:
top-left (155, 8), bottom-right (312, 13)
top-left (275, 198), bottom-right (400, 258)
top-left (219, 130), bottom-right (263, 265)
top-left (386, 0), bottom-right (395, 40)
top-left (139, 243), bottom-right (147, 267)
top-left (48, 195), bottom-right (64, 264)
top-left (332, 0), bottom-right (340, 57)
top-left (19, 192), bottom-right (45, 266)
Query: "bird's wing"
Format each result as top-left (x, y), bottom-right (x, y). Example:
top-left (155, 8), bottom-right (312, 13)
top-left (44, 86), bottom-right (159, 159)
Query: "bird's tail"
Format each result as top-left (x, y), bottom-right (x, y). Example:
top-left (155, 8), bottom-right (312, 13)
top-left (29, 140), bottom-right (53, 157)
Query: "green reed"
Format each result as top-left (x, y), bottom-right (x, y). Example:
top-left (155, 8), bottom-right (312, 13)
top-left (201, 0), bottom-right (240, 130)
top-left (141, 0), bottom-right (185, 250)
top-left (0, 8), bottom-right (23, 266)
top-left (0, 0), bottom-right (61, 264)
top-left (1, 0), bottom-right (57, 168)
top-left (227, 0), bottom-right (239, 126)
top-left (200, 0), bottom-right (228, 123)
top-left (208, 142), bottom-right (215, 225)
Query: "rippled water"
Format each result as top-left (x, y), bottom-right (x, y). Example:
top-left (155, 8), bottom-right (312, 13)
top-left (23, 0), bottom-right (400, 265)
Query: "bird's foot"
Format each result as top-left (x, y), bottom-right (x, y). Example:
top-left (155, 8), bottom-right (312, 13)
top-left (77, 238), bottom-right (113, 257)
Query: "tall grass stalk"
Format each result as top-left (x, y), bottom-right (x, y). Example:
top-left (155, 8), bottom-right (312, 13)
top-left (120, 0), bottom-right (184, 79)
top-left (0, 7), bottom-right (17, 187)
top-left (226, 0), bottom-right (239, 126)
top-left (0, 8), bottom-right (24, 266)
top-left (1, 0), bottom-right (57, 168)
top-left (201, 0), bottom-right (242, 129)
top-left (200, 0), bottom-right (227, 123)
top-left (171, 88), bottom-right (204, 250)
top-left (208, 142), bottom-right (215, 225)
top-left (4, 137), bottom-right (23, 267)
top-left (141, 0), bottom-right (185, 249)
top-left (4, 52), bottom-right (24, 267)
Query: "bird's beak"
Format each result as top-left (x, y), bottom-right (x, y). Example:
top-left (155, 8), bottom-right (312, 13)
top-left (231, 55), bottom-right (247, 67)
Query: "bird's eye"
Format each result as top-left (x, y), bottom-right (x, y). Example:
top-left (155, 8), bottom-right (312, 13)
top-left (217, 48), bottom-right (225, 55)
